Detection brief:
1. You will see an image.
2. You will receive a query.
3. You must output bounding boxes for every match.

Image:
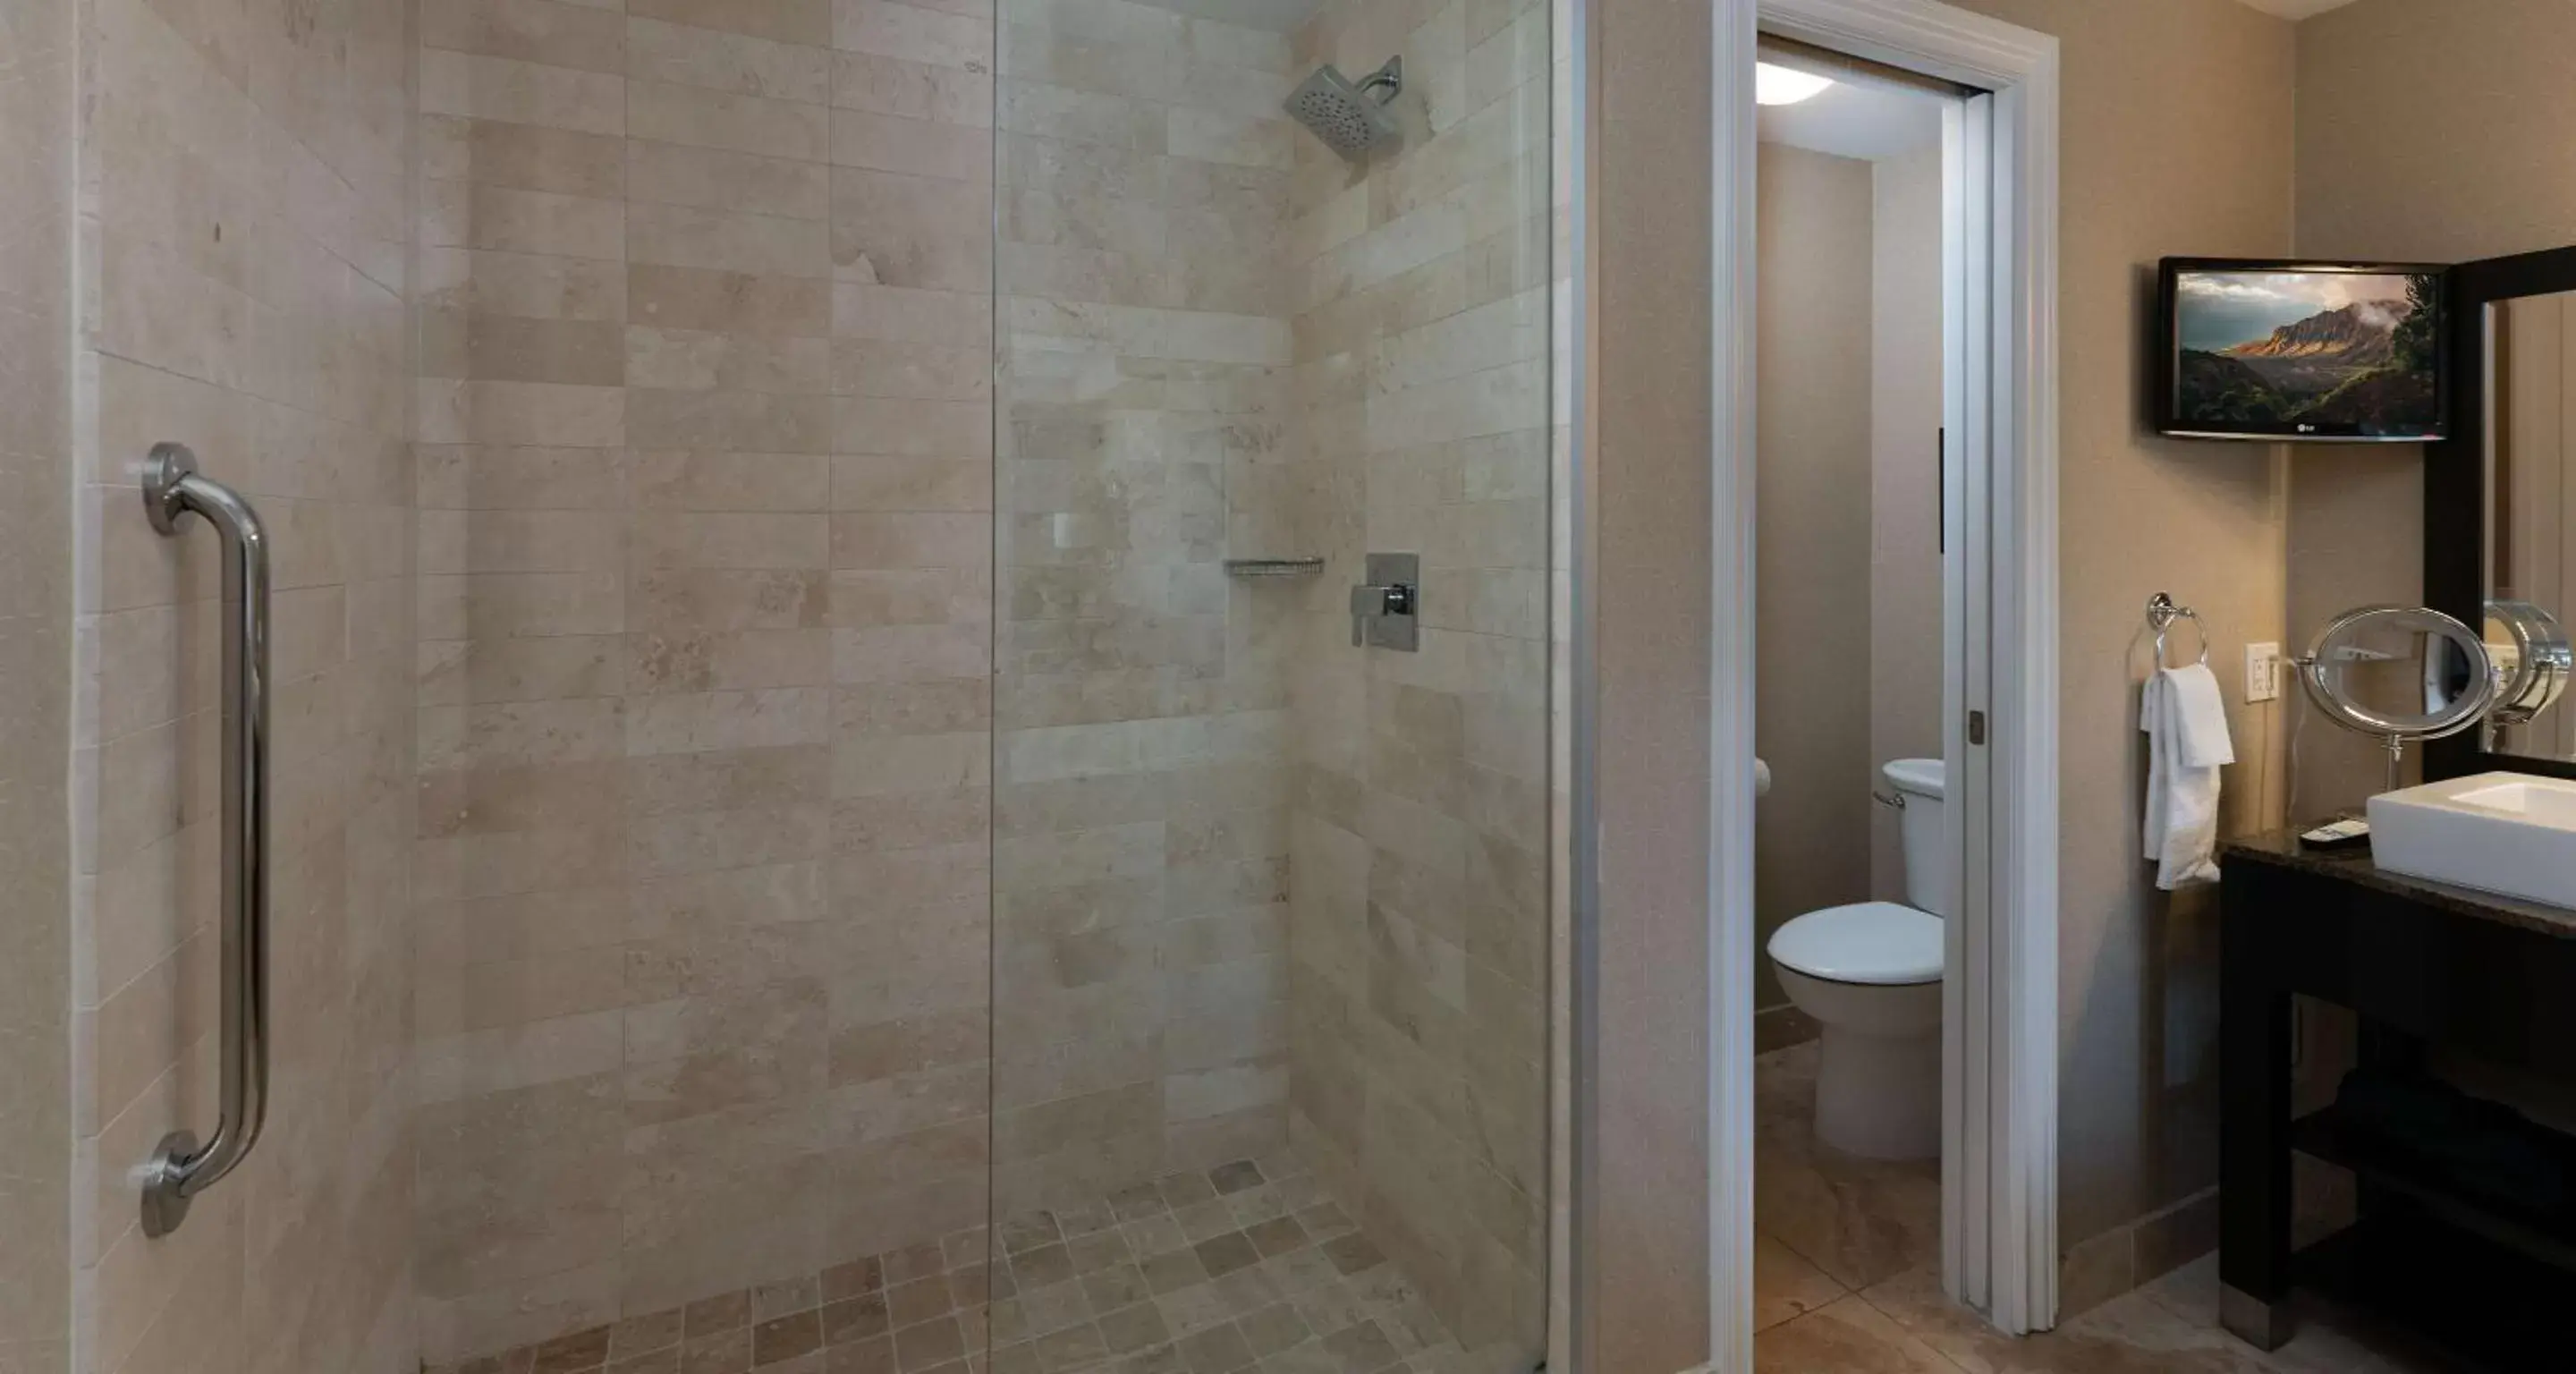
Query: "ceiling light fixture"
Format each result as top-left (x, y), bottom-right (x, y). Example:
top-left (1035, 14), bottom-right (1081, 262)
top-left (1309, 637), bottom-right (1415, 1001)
top-left (1756, 62), bottom-right (1835, 106)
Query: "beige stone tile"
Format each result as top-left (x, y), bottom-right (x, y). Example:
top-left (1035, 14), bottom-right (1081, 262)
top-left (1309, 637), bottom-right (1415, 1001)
top-left (631, 511), bottom-right (830, 570)
top-left (998, 80), bottom-right (1164, 152)
top-left (831, 679), bottom-right (989, 737)
top-left (628, 201), bottom-right (834, 277)
top-left (421, 47), bottom-right (629, 135)
top-left (418, 633), bottom-right (629, 706)
top-left (420, 507), bottom-right (626, 575)
top-left (629, 449), bottom-right (829, 511)
top-left (829, 513), bottom-right (987, 569)
top-left (416, 443), bottom-right (631, 511)
top-left (1165, 108), bottom-right (1292, 171)
top-left (622, 686), bottom-right (834, 755)
top-left (833, 397), bottom-right (990, 456)
top-left (630, 262), bottom-right (834, 338)
top-left (627, 386), bottom-right (835, 453)
top-left (831, 338), bottom-right (988, 401)
top-left (830, 166), bottom-right (991, 290)
top-left (629, 0), bottom-right (832, 47)
top-left (624, 327), bottom-right (834, 394)
top-left (831, 49), bottom-right (994, 125)
top-left (420, 247), bottom-right (630, 322)
top-left (421, 179), bottom-right (627, 259)
top-left (828, 455), bottom-right (988, 512)
top-left (627, 139), bottom-right (832, 220)
top-left (827, 106), bottom-right (993, 181)
top-left (629, 78), bottom-right (830, 161)
top-left (832, 0), bottom-right (992, 70)
top-left (419, 378), bottom-right (626, 447)
top-left (629, 568), bottom-right (829, 636)
top-left (1754, 1234), bottom-right (1845, 1335)
top-left (423, 312), bottom-right (629, 386)
top-left (834, 283), bottom-right (991, 347)
top-left (626, 15), bottom-right (834, 102)
top-left (422, 114), bottom-right (628, 197)
top-left (421, 0), bottom-right (628, 72)
top-left (1755, 1295), bottom-right (1953, 1374)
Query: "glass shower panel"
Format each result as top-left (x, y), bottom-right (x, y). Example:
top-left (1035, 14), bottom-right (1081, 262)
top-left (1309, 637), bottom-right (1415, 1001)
top-left (411, 0), bottom-right (999, 1367)
top-left (989, 1), bottom-right (1555, 1370)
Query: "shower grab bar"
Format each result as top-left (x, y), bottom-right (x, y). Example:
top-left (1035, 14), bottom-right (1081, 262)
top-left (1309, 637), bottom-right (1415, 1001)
top-left (137, 443), bottom-right (270, 1239)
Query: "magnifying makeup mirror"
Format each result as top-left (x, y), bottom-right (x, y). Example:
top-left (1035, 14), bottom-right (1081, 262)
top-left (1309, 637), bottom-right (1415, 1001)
top-left (2299, 605), bottom-right (2498, 793)
top-left (2486, 598), bottom-right (2572, 732)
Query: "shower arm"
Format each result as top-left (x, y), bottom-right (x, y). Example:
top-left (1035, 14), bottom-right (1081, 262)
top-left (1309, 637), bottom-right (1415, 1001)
top-left (1358, 56), bottom-right (1402, 103)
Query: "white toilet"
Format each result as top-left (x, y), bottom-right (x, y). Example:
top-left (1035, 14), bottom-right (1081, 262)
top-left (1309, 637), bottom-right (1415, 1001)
top-left (1767, 758), bottom-right (1946, 1161)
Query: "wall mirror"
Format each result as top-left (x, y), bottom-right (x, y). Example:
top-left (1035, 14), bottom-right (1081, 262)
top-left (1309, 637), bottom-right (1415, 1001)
top-left (2428, 247), bottom-right (2576, 780)
top-left (2484, 290), bottom-right (2576, 757)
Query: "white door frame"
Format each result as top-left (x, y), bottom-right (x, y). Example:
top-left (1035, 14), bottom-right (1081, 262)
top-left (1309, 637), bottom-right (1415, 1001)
top-left (1708, 0), bottom-right (2061, 1365)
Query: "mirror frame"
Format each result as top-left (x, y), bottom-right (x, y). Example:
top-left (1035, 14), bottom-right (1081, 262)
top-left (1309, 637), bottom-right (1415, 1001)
top-left (2425, 243), bottom-right (2576, 783)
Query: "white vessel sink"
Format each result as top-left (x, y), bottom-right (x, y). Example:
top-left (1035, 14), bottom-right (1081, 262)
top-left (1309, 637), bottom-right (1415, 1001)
top-left (2367, 772), bottom-right (2576, 910)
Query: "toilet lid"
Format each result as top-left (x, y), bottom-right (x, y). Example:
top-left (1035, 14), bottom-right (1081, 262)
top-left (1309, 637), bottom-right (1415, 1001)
top-left (1768, 902), bottom-right (1945, 985)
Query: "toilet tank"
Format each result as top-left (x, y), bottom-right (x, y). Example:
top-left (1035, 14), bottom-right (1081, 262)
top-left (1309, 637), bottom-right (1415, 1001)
top-left (1884, 758), bottom-right (1947, 917)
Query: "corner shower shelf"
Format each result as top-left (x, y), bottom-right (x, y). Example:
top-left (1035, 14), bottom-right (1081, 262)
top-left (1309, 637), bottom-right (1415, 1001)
top-left (1223, 557), bottom-right (1326, 578)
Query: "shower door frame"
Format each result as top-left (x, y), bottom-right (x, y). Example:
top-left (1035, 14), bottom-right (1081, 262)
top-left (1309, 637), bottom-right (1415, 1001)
top-left (1709, 0), bottom-right (2062, 1364)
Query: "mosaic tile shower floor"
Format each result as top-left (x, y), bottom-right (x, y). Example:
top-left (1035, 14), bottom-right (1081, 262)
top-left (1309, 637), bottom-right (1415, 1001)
top-left (431, 1153), bottom-right (1494, 1374)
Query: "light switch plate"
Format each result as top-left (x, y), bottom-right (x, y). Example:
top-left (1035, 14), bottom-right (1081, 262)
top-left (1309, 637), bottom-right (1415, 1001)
top-left (2245, 641), bottom-right (2282, 703)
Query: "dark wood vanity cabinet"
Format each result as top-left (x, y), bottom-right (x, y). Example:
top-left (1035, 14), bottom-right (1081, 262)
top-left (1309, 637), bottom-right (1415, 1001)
top-left (2219, 833), bottom-right (2576, 1366)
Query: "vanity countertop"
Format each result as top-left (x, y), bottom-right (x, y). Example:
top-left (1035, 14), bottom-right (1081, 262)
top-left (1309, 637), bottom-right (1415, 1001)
top-left (2224, 828), bottom-right (2576, 939)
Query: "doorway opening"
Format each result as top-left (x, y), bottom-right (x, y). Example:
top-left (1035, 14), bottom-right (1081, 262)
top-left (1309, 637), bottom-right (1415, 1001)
top-left (1749, 40), bottom-right (1962, 1329)
top-left (1711, 1), bottom-right (2063, 1367)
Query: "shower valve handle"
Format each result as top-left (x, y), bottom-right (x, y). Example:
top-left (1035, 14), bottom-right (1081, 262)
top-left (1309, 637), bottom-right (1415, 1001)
top-left (1350, 580), bottom-right (1416, 646)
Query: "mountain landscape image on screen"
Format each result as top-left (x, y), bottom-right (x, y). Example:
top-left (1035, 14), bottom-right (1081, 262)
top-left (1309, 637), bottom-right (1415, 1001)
top-left (2174, 270), bottom-right (2441, 433)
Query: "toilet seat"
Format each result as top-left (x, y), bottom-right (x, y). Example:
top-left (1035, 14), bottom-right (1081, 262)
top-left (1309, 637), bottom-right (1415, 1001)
top-left (1768, 902), bottom-right (1944, 986)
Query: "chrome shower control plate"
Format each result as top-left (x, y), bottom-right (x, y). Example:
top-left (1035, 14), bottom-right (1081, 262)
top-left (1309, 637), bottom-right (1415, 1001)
top-left (1351, 552), bottom-right (1420, 651)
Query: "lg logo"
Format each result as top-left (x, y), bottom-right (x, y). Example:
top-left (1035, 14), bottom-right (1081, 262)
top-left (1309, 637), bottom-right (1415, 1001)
top-left (2297, 423), bottom-right (2318, 433)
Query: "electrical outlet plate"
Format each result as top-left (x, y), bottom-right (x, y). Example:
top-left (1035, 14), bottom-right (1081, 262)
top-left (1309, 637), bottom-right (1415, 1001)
top-left (2245, 641), bottom-right (2283, 703)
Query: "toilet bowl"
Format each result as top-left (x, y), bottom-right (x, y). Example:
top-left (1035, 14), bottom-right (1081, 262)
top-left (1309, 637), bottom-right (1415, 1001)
top-left (1767, 758), bottom-right (1946, 1160)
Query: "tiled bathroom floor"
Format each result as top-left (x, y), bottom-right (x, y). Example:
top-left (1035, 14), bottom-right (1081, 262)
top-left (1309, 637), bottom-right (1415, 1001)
top-left (1750, 1041), bottom-right (2453, 1373)
top-left (1753, 1040), bottom-right (1945, 1295)
top-left (429, 1153), bottom-right (1485, 1374)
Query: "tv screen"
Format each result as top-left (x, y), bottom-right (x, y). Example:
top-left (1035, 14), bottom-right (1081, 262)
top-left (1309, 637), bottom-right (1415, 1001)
top-left (2157, 259), bottom-right (2449, 442)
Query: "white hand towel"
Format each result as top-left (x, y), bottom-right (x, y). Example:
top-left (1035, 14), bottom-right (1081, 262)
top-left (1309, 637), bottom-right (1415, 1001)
top-left (2141, 664), bottom-right (2233, 890)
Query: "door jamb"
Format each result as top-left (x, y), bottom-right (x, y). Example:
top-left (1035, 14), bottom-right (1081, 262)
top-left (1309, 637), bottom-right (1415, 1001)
top-left (1707, 0), bottom-right (2062, 1364)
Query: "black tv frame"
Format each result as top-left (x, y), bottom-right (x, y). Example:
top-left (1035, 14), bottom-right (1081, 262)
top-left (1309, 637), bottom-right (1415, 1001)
top-left (2155, 256), bottom-right (2453, 443)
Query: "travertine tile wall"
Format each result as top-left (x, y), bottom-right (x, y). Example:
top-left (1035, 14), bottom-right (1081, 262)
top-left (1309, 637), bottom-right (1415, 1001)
top-left (0, 0), bottom-right (74, 1359)
top-left (71, 0), bottom-right (419, 1365)
top-left (1281, 0), bottom-right (1553, 1362)
top-left (987, 0), bottom-right (1307, 1219)
top-left (410, 0), bottom-right (1000, 1360)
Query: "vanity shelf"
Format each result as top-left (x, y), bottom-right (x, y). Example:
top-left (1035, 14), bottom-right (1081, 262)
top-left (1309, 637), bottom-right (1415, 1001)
top-left (2288, 1104), bottom-right (2576, 1274)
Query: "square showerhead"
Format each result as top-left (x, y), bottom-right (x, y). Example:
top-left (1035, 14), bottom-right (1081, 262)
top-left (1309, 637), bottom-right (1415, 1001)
top-left (1284, 56), bottom-right (1402, 159)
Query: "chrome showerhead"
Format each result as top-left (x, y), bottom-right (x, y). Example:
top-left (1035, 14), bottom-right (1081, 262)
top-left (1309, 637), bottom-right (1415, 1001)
top-left (1284, 55), bottom-right (1402, 159)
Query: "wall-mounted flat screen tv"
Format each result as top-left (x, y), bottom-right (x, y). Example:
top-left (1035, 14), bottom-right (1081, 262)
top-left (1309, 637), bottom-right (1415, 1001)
top-left (2157, 258), bottom-right (2450, 442)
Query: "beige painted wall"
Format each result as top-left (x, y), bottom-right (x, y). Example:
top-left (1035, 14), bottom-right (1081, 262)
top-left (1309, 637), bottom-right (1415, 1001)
top-left (1871, 143), bottom-right (1945, 903)
top-left (1949, 0), bottom-right (2297, 1252)
top-left (0, 0), bottom-right (74, 1359)
top-left (1578, 0), bottom-right (1712, 1370)
top-left (1753, 142), bottom-right (1876, 1011)
top-left (2289, 0), bottom-right (2576, 813)
top-left (1573, 0), bottom-right (2301, 1343)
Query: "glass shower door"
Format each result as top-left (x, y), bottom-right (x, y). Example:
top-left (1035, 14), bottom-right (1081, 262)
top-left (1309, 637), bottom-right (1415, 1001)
top-left (987, 2), bottom-right (1556, 1370)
